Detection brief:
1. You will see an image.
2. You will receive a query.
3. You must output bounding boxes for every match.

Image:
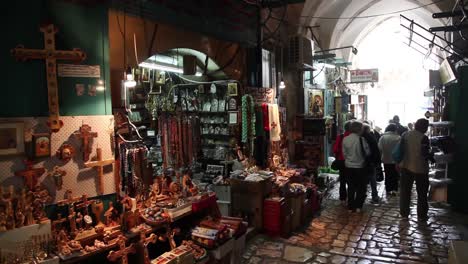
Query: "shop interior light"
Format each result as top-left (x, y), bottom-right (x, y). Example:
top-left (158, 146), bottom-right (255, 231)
top-left (124, 66), bottom-right (136, 88)
top-left (96, 79), bottom-right (105, 91)
top-left (139, 62), bottom-right (183, 74)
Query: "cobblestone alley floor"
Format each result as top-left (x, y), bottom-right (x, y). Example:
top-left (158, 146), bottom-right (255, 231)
top-left (242, 182), bottom-right (468, 264)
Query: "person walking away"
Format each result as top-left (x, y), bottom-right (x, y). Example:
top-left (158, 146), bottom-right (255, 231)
top-left (399, 118), bottom-right (433, 220)
top-left (362, 124), bottom-right (382, 203)
top-left (378, 124), bottom-right (401, 195)
top-left (342, 121), bottom-right (371, 213)
top-left (392, 115), bottom-right (408, 135)
top-left (333, 121), bottom-right (352, 204)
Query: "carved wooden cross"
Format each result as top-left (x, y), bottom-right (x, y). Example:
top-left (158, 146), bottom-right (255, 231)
top-left (11, 24), bottom-right (86, 133)
top-left (84, 147), bottom-right (114, 195)
top-left (74, 124), bottom-right (98, 161)
top-left (14, 160), bottom-right (46, 190)
top-left (52, 213), bottom-right (67, 231)
top-left (139, 232), bottom-right (157, 264)
top-left (107, 235), bottom-right (136, 264)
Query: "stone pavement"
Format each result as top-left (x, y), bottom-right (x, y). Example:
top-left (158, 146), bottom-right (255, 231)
top-left (242, 182), bottom-right (468, 264)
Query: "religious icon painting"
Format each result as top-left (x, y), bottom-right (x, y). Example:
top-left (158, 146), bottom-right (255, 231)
top-left (228, 98), bottom-right (237, 111)
top-left (309, 89), bottom-right (324, 118)
top-left (88, 85), bottom-right (97, 96)
top-left (198, 84), bottom-right (205, 94)
top-left (155, 71), bottom-right (166, 84)
top-left (75, 84), bottom-right (85, 96)
top-left (0, 122), bottom-right (24, 156)
top-left (32, 133), bottom-right (51, 158)
top-left (228, 112), bottom-right (238, 125)
top-left (227, 83), bottom-right (238, 96)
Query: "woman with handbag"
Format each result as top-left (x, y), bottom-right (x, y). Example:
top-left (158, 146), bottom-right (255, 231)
top-left (342, 121), bottom-right (371, 213)
top-left (332, 121), bottom-right (352, 204)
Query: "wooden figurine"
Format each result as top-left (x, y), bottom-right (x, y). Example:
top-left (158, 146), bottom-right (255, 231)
top-left (75, 212), bottom-right (83, 230)
top-left (139, 232), bottom-right (157, 264)
top-left (104, 201), bottom-right (119, 226)
top-left (84, 147), bottom-right (114, 195)
top-left (48, 166), bottom-right (66, 190)
top-left (11, 24), bottom-right (86, 132)
top-left (56, 144), bottom-right (75, 163)
top-left (0, 209), bottom-right (6, 231)
top-left (107, 235), bottom-right (136, 264)
top-left (91, 200), bottom-right (104, 227)
top-left (5, 205), bottom-right (15, 230)
top-left (14, 160), bottom-right (45, 190)
top-left (57, 190), bottom-right (81, 206)
top-left (25, 203), bottom-right (35, 226)
top-left (15, 207), bottom-right (25, 228)
top-left (74, 124), bottom-right (98, 161)
top-left (68, 206), bottom-right (77, 235)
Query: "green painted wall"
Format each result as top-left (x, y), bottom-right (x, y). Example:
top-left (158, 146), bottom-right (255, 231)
top-left (450, 66), bottom-right (468, 213)
top-left (4, 1), bottom-right (111, 117)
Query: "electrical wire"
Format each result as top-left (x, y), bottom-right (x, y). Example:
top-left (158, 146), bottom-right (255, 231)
top-left (301, 0), bottom-right (446, 20)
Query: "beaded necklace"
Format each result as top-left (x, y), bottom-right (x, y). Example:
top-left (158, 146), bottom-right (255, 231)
top-left (241, 94), bottom-right (256, 156)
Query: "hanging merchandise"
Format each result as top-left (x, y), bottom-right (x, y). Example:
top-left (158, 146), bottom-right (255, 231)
top-left (241, 94), bottom-right (256, 157)
top-left (268, 104), bottom-right (281, 142)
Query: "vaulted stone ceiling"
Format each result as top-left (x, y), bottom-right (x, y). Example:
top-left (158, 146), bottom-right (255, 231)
top-left (297, 0), bottom-right (455, 60)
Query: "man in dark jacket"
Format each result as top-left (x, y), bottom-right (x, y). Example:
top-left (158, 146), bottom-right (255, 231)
top-left (363, 124), bottom-right (382, 203)
top-left (393, 115), bottom-right (408, 135)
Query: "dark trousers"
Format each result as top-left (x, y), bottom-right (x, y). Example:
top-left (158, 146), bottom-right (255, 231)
top-left (339, 168), bottom-right (348, 200)
top-left (345, 167), bottom-right (367, 210)
top-left (384, 164), bottom-right (399, 192)
top-left (399, 169), bottom-right (429, 218)
top-left (368, 166), bottom-right (378, 199)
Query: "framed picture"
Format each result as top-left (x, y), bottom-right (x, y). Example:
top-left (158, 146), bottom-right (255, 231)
top-left (0, 122), bottom-right (25, 156)
top-left (228, 98), bottom-right (237, 111)
top-left (227, 83), bottom-right (238, 96)
top-left (155, 71), bottom-right (166, 84)
top-left (228, 112), bottom-right (238, 125)
top-left (309, 89), bottom-right (324, 118)
top-left (32, 133), bottom-right (51, 158)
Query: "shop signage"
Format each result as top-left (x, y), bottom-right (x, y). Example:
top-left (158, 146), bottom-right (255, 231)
top-left (58, 64), bottom-right (101, 78)
top-left (350, 69), bottom-right (379, 83)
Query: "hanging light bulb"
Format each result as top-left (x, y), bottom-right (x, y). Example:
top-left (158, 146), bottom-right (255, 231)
top-left (279, 78), bottom-right (286, 89)
top-left (124, 66), bottom-right (136, 88)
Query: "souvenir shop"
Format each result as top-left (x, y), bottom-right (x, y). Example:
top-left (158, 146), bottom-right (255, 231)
top-left (0, 1), bottom-right (332, 263)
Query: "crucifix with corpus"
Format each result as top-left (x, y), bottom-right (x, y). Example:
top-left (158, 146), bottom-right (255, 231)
top-left (139, 232), bottom-right (157, 264)
top-left (11, 24), bottom-right (86, 133)
top-left (74, 124), bottom-right (98, 161)
top-left (107, 235), bottom-right (136, 264)
top-left (84, 147), bottom-right (114, 195)
top-left (14, 160), bottom-right (45, 190)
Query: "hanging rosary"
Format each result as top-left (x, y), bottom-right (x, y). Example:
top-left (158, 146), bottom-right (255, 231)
top-left (241, 94), bottom-right (256, 157)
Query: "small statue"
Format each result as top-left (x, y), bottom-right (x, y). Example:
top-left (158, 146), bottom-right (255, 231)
top-left (104, 202), bottom-right (118, 226)
top-left (0, 210), bottom-right (7, 231)
top-left (15, 209), bottom-right (25, 228)
top-left (76, 212), bottom-right (83, 230)
top-left (6, 210), bottom-right (15, 230)
top-left (68, 207), bottom-right (77, 234)
top-left (25, 204), bottom-right (35, 225)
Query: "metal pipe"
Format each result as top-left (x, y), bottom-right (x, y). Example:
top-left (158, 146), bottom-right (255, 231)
top-left (400, 15), bottom-right (468, 63)
top-left (430, 24), bottom-right (468, 32)
top-left (403, 37), bottom-right (444, 60)
top-left (432, 10), bottom-right (464, 18)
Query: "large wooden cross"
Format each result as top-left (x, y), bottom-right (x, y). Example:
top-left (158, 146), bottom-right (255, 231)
top-left (14, 160), bottom-right (46, 190)
top-left (84, 147), bottom-right (114, 195)
top-left (74, 124), bottom-right (98, 161)
top-left (11, 24), bottom-right (86, 133)
top-left (107, 235), bottom-right (136, 264)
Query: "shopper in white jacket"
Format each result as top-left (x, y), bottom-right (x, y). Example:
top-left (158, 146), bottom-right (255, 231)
top-left (378, 124), bottom-right (401, 195)
top-left (342, 121), bottom-right (370, 213)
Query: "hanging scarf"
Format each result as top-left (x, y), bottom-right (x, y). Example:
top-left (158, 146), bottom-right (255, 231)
top-left (268, 103), bottom-right (281, 142)
top-left (262, 103), bottom-right (270, 131)
top-left (241, 95), bottom-right (256, 143)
